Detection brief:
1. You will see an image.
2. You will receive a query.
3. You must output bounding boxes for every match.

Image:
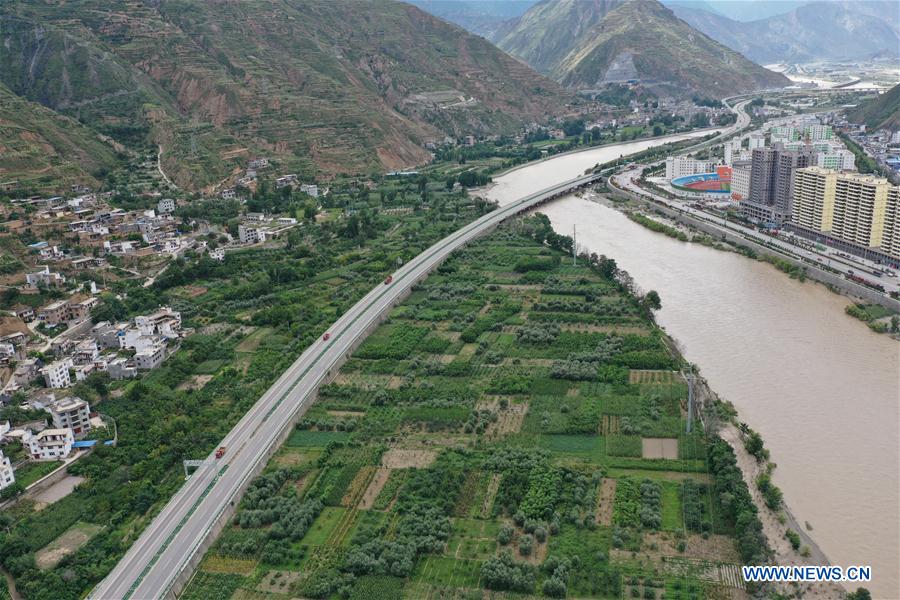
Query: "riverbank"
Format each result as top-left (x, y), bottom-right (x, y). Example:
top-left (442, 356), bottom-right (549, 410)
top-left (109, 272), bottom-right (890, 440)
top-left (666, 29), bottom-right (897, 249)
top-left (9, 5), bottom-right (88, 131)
top-left (718, 423), bottom-right (846, 599)
top-left (607, 178), bottom-right (900, 314)
top-left (596, 192), bottom-right (900, 337)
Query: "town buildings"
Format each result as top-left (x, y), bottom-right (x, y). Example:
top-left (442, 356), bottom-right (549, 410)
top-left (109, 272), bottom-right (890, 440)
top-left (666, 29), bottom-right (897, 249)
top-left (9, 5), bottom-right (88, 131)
top-left (22, 428), bottom-right (73, 461)
top-left (42, 359), bottom-right (72, 389)
top-left (730, 160), bottom-right (752, 201)
top-left (47, 396), bottom-right (92, 438)
top-left (791, 167), bottom-right (899, 261)
top-left (665, 157), bottom-right (715, 180)
top-left (741, 144), bottom-right (816, 223)
top-left (25, 266), bottom-right (66, 288)
top-left (0, 448), bottom-right (13, 491)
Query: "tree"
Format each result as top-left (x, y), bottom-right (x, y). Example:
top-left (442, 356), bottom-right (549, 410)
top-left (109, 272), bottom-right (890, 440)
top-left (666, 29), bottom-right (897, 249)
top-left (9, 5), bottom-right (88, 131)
top-left (643, 290), bottom-right (661, 311)
top-left (652, 125), bottom-right (663, 137)
top-left (847, 589), bottom-right (872, 600)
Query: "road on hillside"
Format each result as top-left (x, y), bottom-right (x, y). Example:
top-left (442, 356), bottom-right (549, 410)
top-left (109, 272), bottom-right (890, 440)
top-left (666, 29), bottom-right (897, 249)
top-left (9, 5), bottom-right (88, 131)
top-left (90, 104), bottom-right (751, 600)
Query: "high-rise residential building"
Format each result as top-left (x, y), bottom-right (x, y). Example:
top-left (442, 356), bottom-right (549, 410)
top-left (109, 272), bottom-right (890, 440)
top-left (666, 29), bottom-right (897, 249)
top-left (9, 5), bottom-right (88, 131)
top-left (791, 167), bottom-right (899, 259)
top-left (742, 144), bottom-right (816, 223)
top-left (830, 173), bottom-right (890, 248)
top-left (743, 147), bottom-right (779, 221)
top-left (882, 187), bottom-right (900, 259)
top-left (792, 167), bottom-right (837, 233)
top-left (773, 147), bottom-right (816, 220)
top-left (804, 124), bottom-right (833, 141)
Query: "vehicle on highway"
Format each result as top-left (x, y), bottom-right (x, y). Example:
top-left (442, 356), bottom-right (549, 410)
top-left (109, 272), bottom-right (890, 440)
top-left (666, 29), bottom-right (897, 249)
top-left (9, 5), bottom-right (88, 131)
top-left (215, 447), bottom-right (226, 459)
top-left (384, 275), bottom-right (393, 285)
top-left (322, 332), bottom-right (331, 341)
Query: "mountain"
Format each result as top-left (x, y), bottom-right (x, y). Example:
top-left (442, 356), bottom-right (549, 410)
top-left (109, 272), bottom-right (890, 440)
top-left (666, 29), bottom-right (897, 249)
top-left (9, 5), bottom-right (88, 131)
top-left (667, 0), bottom-right (809, 22)
top-left (671, 1), bottom-right (900, 63)
top-left (847, 85), bottom-right (900, 131)
top-left (0, 0), bottom-right (567, 191)
top-left (493, 0), bottom-right (624, 75)
top-left (0, 83), bottom-right (121, 192)
top-left (406, 1), bottom-right (537, 39)
top-left (494, 0), bottom-right (789, 98)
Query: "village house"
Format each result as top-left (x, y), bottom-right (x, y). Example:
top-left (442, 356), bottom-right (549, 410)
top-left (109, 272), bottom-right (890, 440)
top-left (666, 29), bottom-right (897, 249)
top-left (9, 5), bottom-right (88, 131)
top-left (41, 358), bottom-right (72, 389)
top-left (46, 396), bottom-right (92, 438)
top-left (22, 428), bottom-right (73, 461)
top-left (25, 266), bottom-right (66, 288)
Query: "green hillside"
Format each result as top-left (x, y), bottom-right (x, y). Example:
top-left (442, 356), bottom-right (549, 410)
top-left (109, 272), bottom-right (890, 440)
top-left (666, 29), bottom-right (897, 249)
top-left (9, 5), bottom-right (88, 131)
top-left (847, 85), bottom-right (900, 131)
top-left (0, 83), bottom-right (120, 193)
top-left (0, 0), bottom-right (567, 191)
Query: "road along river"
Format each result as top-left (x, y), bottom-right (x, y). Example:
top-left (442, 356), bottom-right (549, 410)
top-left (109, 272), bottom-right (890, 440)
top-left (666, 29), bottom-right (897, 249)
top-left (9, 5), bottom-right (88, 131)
top-left (482, 142), bottom-right (900, 598)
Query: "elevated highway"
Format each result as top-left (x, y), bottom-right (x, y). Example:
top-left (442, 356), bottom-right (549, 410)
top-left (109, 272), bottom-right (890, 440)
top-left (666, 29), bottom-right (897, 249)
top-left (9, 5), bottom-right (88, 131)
top-left (92, 101), bottom-right (751, 600)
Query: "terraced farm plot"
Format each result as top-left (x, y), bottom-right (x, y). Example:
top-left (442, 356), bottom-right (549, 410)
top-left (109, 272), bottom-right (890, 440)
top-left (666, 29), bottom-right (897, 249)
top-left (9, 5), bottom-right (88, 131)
top-left (192, 222), bottom-right (767, 599)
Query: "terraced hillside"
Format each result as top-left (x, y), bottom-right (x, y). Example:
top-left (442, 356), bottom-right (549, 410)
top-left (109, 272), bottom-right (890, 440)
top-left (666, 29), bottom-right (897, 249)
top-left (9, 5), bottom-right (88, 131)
top-left (0, 0), bottom-right (567, 191)
top-left (494, 0), bottom-right (789, 98)
top-left (847, 85), bottom-right (900, 131)
top-left (185, 215), bottom-right (770, 599)
top-left (0, 84), bottom-right (121, 192)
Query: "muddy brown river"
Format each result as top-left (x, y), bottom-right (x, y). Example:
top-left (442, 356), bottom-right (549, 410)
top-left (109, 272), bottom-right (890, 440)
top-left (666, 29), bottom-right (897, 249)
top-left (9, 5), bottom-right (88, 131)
top-left (483, 137), bottom-right (900, 598)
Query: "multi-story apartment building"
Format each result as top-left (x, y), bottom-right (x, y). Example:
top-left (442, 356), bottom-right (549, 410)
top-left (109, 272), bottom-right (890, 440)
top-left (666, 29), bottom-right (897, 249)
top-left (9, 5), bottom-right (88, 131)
top-left (0, 449), bottom-right (14, 491)
top-left (47, 396), bottom-right (92, 437)
top-left (730, 160), bottom-right (752, 201)
top-left (665, 157), bottom-right (715, 180)
top-left (791, 167), bottom-right (899, 260)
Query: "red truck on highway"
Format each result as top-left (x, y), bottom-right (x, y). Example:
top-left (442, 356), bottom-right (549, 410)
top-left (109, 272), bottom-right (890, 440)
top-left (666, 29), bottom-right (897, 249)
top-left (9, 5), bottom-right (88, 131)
top-left (384, 275), bottom-right (393, 285)
top-left (322, 332), bottom-right (330, 341)
top-left (215, 446), bottom-right (226, 459)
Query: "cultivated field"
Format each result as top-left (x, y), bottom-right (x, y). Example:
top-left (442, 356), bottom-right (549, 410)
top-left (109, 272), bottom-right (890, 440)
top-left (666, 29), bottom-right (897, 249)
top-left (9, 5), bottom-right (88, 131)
top-left (184, 221), bottom-right (755, 599)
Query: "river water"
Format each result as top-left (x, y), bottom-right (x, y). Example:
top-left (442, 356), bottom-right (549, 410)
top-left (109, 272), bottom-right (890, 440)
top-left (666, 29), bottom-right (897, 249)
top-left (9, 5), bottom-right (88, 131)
top-left (483, 137), bottom-right (900, 598)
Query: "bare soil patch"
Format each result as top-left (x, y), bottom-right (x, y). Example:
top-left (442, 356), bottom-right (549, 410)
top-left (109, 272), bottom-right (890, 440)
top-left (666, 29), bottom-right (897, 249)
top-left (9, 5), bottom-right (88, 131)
top-left (629, 369), bottom-right (679, 384)
top-left (200, 555), bottom-right (258, 575)
top-left (595, 478), bottom-right (616, 525)
top-left (256, 570), bottom-right (302, 594)
top-left (35, 522), bottom-right (102, 569)
top-left (561, 323), bottom-right (650, 334)
top-left (177, 375), bottom-right (214, 391)
top-left (642, 437), bottom-right (679, 460)
top-left (32, 475), bottom-right (85, 507)
top-left (642, 531), bottom-right (740, 562)
top-left (481, 474), bottom-right (501, 518)
top-left (326, 410), bottom-right (365, 418)
top-left (358, 467), bottom-right (391, 509)
top-left (381, 448), bottom-right (437, 469)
